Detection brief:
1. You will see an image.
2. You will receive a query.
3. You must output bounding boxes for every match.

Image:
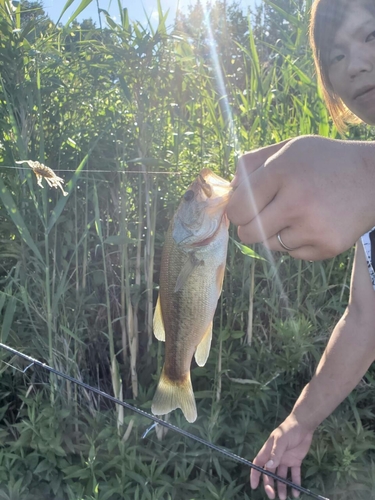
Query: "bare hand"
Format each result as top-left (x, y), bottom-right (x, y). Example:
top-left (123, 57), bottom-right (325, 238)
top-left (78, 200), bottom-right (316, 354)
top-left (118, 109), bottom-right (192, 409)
top-left (250, 416), bottom-right (314, 500)
top-left (227, 136), bottom-right (375, 260)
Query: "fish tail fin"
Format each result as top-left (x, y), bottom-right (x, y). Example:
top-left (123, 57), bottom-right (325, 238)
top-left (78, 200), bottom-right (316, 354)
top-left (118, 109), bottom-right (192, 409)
top-left (151, 367), bottom-right (197, 423)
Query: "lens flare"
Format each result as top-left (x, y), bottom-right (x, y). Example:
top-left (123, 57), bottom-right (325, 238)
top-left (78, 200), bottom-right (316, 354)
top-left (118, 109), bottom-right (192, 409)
top-left (199, 2), bottom-right (289, 308)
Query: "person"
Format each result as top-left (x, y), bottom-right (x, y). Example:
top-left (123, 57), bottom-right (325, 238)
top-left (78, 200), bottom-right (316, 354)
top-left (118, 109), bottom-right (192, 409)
top-left (226, 0), bottom-right (375, 499)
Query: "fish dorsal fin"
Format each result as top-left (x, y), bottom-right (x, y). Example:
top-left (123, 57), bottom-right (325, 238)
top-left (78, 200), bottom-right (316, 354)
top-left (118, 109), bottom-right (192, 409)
top-left (153, 295), bottom-right (165, 341)
top-left (174, 253), bottom-right (203, 293)
top-left (194, 321), bottom-right (213, 367)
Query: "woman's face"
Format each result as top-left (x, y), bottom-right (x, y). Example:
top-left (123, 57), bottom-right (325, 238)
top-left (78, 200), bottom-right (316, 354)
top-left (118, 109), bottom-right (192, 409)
top-left (328, 3), bottom-right (375, 124)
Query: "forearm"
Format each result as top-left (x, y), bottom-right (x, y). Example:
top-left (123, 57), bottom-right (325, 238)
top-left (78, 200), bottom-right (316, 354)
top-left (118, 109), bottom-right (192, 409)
top-left (290, 307), bottom-right (375, 431)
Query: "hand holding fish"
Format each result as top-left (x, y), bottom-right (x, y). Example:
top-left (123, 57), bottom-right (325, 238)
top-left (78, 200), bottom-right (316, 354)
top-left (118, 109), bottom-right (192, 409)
top-left (227, 136), bottom-right (375, 261)
top-left (250, 416), bottom-right (314, 500)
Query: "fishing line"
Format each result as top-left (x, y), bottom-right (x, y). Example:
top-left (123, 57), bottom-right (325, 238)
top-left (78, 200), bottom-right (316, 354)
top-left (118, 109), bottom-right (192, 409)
top-left (0, 165), bottom-right (183, 175)
top-left (141, 424), bottom-right (212, 478)
top-left (0, 342), bottom-right (329, 500)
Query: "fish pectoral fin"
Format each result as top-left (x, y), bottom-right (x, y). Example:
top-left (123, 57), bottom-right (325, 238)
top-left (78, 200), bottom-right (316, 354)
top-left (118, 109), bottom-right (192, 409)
top-left (151, 367), bottom-right (197, 423)
top-left (174, 253), bottom-right (204, 293)
top-left (153, 295), bottom-right (165, 341)
top-left (194, 321), bottom-right (213, 367)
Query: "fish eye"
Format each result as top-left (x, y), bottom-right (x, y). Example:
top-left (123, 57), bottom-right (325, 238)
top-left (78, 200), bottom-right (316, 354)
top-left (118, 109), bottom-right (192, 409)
top-left (184, 190), bottom-right (195, 202)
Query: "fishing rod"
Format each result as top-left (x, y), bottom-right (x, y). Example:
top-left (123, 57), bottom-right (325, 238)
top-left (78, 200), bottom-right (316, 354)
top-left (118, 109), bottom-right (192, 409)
top-left (0, 342), bottom-right (330, 500)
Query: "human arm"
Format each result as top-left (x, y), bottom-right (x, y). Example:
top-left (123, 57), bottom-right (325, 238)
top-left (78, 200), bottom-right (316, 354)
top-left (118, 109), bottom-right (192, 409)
top-left (250, 241), bottom-right (375, 500)
top-left (227, 136), bottom-right (375, 260)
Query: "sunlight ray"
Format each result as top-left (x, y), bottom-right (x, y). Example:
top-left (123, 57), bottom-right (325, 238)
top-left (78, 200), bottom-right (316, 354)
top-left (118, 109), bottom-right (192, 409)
top-left (200, 2), bottom-right (290, 311)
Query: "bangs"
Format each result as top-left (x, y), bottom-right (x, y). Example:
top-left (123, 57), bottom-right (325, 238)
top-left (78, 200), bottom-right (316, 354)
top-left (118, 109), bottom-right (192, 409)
top-left (312, 0), bottom-right (349, 73)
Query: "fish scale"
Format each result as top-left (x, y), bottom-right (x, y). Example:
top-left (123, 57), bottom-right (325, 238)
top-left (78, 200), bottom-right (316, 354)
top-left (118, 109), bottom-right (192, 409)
top-left (161, 226), bottom-right (227, 376)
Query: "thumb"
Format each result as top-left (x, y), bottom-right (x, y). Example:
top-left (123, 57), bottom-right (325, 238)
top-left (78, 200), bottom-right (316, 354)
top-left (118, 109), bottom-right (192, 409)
top-left (231, 138), bottom-right (291, 186)
top-left (265, 436), bottom-right (288, 470)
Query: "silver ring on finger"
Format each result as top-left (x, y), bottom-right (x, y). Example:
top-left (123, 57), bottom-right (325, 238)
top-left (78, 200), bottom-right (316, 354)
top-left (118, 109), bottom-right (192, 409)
top-left (277, 231), bottom-right (297, 252)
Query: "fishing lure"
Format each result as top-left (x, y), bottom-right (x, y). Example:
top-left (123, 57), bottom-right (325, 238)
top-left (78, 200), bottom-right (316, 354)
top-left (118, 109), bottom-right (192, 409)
top-left (16, 160), bottom-right (68, 196)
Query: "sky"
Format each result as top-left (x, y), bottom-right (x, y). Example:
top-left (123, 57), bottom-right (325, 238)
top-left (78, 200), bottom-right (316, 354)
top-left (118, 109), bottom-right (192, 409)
top-left (43, 0), bottom-right (259, 27)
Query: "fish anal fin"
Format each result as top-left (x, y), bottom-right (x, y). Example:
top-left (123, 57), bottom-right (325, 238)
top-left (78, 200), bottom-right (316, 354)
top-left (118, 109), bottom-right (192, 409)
top-left (153, 295), bottom-right (165, 341)
top-left (151, 367), bottom-right (197, 423)
top-left (174, 253), bottom-right (204, 293)
top-left (194, 321), bottom-right (213, 367)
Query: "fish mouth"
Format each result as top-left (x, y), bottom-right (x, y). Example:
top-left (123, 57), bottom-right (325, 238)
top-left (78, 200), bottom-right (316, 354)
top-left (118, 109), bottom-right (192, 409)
top-left (196, 169), bottom-right (232, 198)
top-left (353, 85), bottom-right (375, 100)
top-left (204, 191), bottom-right (233, 215)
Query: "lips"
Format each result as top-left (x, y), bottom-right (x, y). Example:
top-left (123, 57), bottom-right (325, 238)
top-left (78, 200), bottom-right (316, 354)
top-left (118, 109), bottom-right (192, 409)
top-left (353, 85), bottom-right (375, 100)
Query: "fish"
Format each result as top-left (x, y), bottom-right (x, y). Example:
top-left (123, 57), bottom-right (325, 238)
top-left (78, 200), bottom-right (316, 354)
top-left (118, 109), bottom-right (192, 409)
top-left (151, 168), bottom-right (232, 423)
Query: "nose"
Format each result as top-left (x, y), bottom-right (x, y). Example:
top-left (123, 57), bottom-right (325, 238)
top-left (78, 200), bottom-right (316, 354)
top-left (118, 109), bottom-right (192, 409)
top-left (347, 47), bottom-right (373, 78)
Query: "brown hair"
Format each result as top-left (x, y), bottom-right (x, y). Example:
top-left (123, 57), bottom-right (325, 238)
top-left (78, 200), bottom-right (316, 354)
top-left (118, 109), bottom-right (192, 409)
top-left (309, 0), bottom-right (375, 131)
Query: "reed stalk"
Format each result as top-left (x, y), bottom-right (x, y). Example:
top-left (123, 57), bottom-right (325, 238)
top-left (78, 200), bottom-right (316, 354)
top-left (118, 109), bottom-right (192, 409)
top-left (119, 174), bottom-right (128, 367)
top-left (146, 180), bottom-right (158, 351)
top-left (246, 260), bottom-right (255, 346)
top-left (82, 171), bottom-right (89, 291)
top-left (126, 173), bottom-right (142, 399)
top-left (93, 182), bottom-right (120, 407)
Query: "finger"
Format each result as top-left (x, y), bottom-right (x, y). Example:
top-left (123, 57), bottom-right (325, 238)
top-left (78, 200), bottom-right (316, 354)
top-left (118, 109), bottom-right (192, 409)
top-left (231, 139), bottom-right (291, 186)
top-left (227, 161), bottom-right (280, 226)
top-left (291, 466), bottom-right (301, 498)
top-left (264, 484), bottom-right (276, 500)
top-left (276, 465), bottom-right (288, 500)
top-left (250, 465), bottom-right (261, 490)
top-left (264, 233), bottom-right (327, 261)
top-left (263, 464), bottom-right (277, 500)
top-left (235, 197), bottom-right (291, 244)
top-left (267, 434), bottom-right (289, 470)
top-left (263, 437), bottom-right (288, 500)
top-left (262, 227), bottom-right (302, 253)
top-left (250, 439), bottom-right (275, 489)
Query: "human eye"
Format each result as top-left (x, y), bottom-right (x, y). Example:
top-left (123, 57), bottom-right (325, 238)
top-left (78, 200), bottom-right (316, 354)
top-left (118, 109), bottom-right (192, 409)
top-left (329, 53), bottom-right (344, 65)
top-left (365, 30), bottom-right (375, 42)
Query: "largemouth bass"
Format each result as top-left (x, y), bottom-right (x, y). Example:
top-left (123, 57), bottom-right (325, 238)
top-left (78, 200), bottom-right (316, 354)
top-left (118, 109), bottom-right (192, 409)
top-left (151, 168), bottom-right (232, 423)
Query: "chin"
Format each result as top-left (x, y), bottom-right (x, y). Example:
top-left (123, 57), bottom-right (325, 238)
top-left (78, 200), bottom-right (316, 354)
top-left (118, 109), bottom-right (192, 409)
top-left (353, 109), bottom-right (375, 126)
top-left (345, 102), bottom-right (375, 126)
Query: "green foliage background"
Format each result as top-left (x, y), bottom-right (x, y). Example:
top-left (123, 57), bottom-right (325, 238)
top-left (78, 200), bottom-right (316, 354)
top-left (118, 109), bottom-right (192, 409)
top-left (0, 0), bottom-right (375, 498)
